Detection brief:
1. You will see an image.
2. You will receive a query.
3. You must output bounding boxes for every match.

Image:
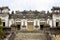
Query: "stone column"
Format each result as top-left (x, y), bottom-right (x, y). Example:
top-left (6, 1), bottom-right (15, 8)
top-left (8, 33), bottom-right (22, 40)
top-left (38, 20), bottom-right (40, 29)
top-left (21, 19), bottom-right (27, 30)
top-left (26, 20), bottom-right (27, 29)
top-left (34, 19), bottom-right (40, 30)
top-left (21, 20), bottom-right (23, 30)
top-left (39, 20), bottom-right (40, 27)
top-left (53, 19), bottom-right (56, 27)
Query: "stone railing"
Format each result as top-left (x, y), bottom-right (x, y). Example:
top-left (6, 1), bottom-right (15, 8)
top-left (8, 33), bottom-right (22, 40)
top-left (3, 33), bottom-right (11, 40)
top-left (35, 25), bottom-right (39, 28)
top-left (8, 32), bottom-right (15, 40)
top-left (22, 25), bottom-right (26, 28)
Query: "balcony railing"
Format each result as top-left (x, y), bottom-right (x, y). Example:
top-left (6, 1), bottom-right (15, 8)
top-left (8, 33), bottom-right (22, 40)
top-left (22, 25), bottom-right (26, 28)
top-left (35, 25), bottom-right (39, 28)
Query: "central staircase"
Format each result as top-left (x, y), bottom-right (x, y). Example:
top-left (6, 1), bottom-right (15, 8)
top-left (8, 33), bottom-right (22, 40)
top-left (14, 30), bottom-right (48, 40)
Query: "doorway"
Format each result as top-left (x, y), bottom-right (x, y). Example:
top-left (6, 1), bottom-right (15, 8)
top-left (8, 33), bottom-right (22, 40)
top-left (3, 22), bottom-right (5, 26)
top-left (40, 22), bottom-right (46, 30)
top-left (16, 22), bottom-right (21, 30)
top-left (17, 25), bottom-right (20, 30)
top-left (27, 22), bottom-right (34, 31)
top-left (56, 22), bottom-right (59, 27)
top-left (40, 25), bottom-right (44, 30)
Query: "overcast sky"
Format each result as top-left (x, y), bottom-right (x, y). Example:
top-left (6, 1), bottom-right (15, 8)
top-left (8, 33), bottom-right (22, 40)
top-left (0, 0), bottom-right (60, 11)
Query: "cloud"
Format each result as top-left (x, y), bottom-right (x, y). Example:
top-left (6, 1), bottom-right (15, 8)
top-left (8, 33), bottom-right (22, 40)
top-left (0, 0), bottom-right (60, 11)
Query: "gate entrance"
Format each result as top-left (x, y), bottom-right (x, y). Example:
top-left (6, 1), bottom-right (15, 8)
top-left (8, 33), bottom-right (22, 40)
top-left (40, 22), bottom-right (46, 30)
top-left (56, 22), bottom-right (59, 27)
top-left (16, 22), bottom-right (21, 30)
top-left (17, 25), bottom-right (20, 30)
top-left (40, 25), bottom-right (44, 30)
top-left (27, 22), bottom-right (34, 31)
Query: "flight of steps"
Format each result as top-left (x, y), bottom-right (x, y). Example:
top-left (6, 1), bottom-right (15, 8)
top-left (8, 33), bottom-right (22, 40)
top-left (14, 31), bottom-right (47, 40)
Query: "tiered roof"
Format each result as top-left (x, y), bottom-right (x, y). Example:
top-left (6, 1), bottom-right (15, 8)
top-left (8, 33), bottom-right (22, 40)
top-left (9, 10), bottom-right (51, 19)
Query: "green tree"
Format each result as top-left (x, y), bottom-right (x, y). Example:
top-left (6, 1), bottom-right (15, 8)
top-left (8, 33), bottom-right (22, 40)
top-left (0, 18), bottom-right (4, 40)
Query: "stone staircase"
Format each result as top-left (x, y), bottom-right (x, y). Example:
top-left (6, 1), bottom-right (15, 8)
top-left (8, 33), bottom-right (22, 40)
top-left (14, 31), bottom-right (47, 40)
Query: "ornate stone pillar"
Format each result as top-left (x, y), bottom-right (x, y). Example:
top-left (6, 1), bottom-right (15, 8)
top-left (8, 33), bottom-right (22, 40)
top-left (53, 19), bottom-right (56, 27)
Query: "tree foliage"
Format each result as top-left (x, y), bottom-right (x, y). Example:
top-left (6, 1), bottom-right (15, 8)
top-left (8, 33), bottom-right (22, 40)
top-left (0, 18), bottom-right (2, 25)
top-left (0, 18), bottom-right (4, 40)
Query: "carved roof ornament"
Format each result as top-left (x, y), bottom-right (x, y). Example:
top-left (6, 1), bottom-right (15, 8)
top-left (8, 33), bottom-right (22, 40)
top-left (2, 6), bottom-right (10, 10)
top-left (51, 7), bottom-right (60, 11)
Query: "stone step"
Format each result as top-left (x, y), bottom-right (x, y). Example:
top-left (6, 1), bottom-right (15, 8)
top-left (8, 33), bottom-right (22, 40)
top-left (14, 32), bottom-right (47, 40)
top-left (16, 30), bottom-right (47, 33)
